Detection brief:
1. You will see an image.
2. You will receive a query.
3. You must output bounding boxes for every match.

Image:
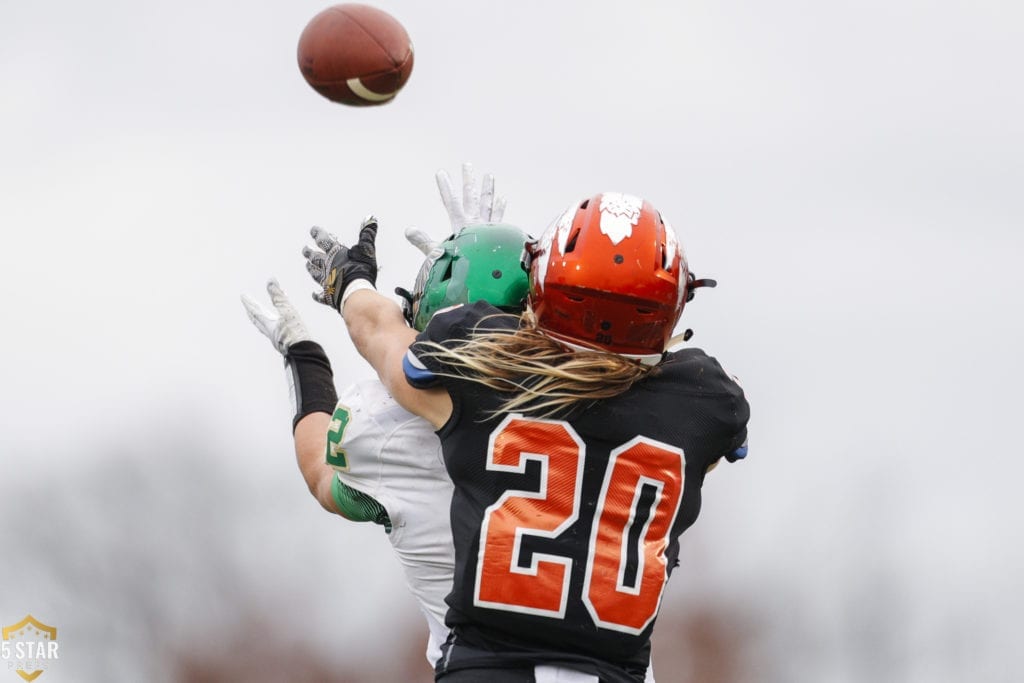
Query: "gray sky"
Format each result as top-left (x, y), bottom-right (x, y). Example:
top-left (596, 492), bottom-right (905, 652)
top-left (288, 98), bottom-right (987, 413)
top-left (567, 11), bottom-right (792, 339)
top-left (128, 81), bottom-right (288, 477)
top-left (2, 1), bottom-right (1022, 681)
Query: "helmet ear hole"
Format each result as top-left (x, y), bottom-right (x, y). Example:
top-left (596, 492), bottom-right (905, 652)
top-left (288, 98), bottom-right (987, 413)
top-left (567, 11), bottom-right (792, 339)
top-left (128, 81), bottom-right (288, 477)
top-left (579, 199), bottom-right (590, 210)
top-left (564, 228), bottom-right (581, 254)
top-left (440, 259), bottom-right (454, 282)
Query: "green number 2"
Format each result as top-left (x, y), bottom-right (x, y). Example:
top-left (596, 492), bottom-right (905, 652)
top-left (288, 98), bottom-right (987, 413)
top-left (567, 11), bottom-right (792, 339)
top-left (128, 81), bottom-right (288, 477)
top-left (325, 403), bottom-right (352, 471)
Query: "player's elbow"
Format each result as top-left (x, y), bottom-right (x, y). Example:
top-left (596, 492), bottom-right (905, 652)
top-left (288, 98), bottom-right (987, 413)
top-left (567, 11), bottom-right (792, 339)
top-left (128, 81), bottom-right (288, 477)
top-left (311, 475), bottom-right (341, 515)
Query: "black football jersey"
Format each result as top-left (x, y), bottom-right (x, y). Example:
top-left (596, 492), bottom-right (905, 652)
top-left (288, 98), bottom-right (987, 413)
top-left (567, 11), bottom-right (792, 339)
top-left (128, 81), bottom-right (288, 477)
top-left (411, 302), bottom-right (749, 681)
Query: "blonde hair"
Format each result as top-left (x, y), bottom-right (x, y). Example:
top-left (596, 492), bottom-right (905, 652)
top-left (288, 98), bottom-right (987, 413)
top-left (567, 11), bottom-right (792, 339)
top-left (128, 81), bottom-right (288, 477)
top-left (415, 309), bottom-right (654, 418)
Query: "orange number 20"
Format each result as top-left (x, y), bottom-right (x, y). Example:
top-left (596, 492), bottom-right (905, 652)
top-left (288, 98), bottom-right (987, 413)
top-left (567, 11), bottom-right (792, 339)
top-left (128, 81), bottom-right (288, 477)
top-left (474, 415), bottom-right (684, 634)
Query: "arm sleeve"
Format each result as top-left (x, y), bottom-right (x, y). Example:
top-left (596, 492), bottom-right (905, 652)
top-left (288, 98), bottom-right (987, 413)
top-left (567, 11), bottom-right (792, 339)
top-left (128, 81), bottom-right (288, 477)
top-left (403, 350), bottom-right (439, 389)
top-left (284, 341), bottom-right (338, 432)
top-left (727, 435), bottom-right (749, 462)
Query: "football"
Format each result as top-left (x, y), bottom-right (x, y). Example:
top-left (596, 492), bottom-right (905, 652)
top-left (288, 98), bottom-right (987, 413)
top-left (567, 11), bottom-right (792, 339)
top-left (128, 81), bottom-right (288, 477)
top-left (297, 4), bottom-right (414, 106)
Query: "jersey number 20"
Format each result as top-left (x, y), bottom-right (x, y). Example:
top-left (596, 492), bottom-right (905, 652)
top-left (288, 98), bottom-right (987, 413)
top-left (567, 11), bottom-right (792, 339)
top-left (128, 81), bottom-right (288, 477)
top-left (474, 415), bottom-right (684, 635)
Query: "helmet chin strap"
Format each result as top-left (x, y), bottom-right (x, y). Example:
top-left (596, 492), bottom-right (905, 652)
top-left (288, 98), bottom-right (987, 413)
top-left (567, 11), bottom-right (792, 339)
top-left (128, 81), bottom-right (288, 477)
top-left (691, 277), bottom-right (717, 289)
top-left (678, 274), bottom-right (718, 343)
top-left (686, 275), bottom-right (717, 302)
top-left (394, 286), bottom-right (419, 326)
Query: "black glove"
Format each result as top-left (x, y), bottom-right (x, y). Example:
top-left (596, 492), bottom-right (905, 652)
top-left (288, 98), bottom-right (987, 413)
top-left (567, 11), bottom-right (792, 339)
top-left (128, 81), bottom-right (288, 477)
top-left (302, 215), bottom-right (379, 312)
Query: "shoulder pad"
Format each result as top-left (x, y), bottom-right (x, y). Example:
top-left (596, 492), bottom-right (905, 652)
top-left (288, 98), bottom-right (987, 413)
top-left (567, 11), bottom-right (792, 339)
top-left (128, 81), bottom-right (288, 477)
top-left (404, 349), bottom-right (439, 389)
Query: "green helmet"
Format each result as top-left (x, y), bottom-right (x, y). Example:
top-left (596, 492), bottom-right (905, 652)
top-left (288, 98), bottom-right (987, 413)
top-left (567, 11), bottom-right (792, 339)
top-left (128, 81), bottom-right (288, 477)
top-left (403, 223), bottom-right (531, 331)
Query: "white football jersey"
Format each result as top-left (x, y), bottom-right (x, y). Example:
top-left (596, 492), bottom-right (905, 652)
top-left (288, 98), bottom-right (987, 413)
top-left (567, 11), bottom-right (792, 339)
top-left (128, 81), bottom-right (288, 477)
top-left (330, 379), bottom-right (454, 665)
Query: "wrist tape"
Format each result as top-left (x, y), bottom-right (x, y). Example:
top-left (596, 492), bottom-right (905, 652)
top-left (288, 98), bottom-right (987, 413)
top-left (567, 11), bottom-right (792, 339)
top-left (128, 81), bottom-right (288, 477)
top-left (340, 278), bottom-right (376, 315)
top-left (284, 340), bottom-right (338, 432)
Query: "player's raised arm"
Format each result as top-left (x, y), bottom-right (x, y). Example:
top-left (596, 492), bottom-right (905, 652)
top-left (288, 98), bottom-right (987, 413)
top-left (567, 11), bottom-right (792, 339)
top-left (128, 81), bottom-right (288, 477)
top-left (240, 279), bottom-right (340, 514)
top-left (302, 217), bottom-right (452, 428)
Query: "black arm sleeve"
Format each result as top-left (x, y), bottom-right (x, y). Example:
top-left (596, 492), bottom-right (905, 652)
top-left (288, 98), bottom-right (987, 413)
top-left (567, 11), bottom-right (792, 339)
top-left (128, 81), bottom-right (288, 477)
top-left (284, 340), bottom-right (338, 432)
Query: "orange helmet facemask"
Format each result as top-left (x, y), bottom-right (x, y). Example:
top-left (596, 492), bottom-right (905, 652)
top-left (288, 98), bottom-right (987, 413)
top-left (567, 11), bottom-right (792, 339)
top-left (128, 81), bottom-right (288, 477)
top-left (525, 193), bottom-right (715, 364)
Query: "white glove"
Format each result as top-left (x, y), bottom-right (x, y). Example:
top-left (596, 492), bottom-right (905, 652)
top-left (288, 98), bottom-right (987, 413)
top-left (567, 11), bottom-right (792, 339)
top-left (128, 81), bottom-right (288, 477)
top-left (404, 162), bottom-right (508, 256)
top-left (241, 278), bottom-right (312, 355)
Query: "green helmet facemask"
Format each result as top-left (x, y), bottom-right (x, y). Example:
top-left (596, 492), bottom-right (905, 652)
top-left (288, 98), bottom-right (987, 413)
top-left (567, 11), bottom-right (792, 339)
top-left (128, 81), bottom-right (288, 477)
top-left (403, 223), bottom-right (531, 331)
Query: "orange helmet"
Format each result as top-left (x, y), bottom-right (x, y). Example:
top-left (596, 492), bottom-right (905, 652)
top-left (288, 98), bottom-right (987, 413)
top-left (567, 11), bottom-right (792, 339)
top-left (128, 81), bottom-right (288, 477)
top-left (526, 192), bottom-right (714, 363)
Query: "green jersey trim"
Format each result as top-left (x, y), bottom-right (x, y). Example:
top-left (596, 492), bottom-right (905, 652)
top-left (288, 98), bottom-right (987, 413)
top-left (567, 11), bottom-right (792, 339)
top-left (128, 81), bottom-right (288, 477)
top-left (331, 474), bottom-right (392, 533)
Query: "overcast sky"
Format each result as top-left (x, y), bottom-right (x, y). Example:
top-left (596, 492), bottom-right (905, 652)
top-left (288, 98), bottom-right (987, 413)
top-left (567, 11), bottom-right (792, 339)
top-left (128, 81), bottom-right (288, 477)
top-left (2, 1), bottom-right (1022, 681)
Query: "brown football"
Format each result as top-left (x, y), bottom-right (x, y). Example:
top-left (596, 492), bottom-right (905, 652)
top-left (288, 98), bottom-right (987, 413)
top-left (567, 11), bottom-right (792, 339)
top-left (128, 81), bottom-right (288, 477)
top-left (297, 4), bottom-right (414, 106)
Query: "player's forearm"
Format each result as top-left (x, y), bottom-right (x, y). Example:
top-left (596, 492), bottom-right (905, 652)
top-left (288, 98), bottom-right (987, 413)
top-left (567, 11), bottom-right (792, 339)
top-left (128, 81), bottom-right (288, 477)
top-left (342, 288), bottom-right (417, 379)
top-left (294, 412), bottom-right (340, 514)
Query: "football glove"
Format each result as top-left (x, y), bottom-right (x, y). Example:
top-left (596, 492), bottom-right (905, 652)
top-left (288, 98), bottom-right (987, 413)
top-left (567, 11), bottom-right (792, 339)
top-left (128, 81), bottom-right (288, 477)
top-left (303, 215), bottom-right (379, 312)
top-left (241, 278), bottom-right (312, 355)
top-left (404, 162), bottom-right (507, 257)
top-left (242, 279), bottom-right (338, 430)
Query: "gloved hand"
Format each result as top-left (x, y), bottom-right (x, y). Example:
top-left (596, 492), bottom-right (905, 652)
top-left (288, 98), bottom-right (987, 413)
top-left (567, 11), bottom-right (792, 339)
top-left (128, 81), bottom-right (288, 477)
top-left (242, 278), bottom-right (338, 430)
top-left (404, 162), bottom-right (507, 257)
top-left (241, 278), bottom-right (312, 355)
top-left (303, 215), bottom-right (379, 312)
